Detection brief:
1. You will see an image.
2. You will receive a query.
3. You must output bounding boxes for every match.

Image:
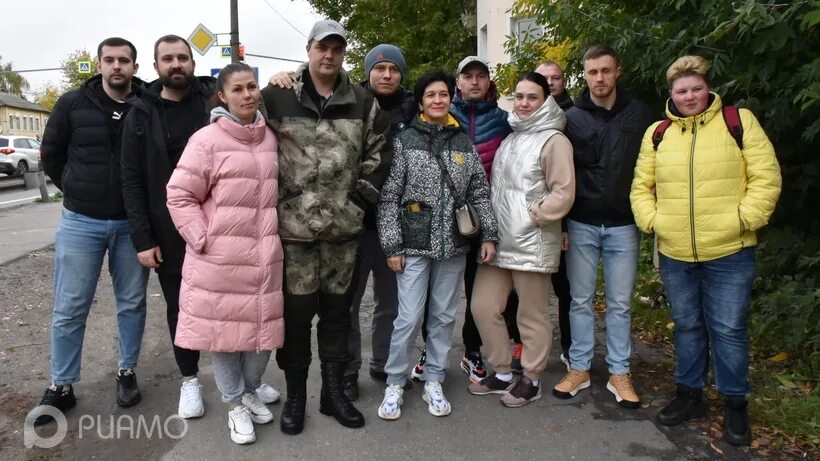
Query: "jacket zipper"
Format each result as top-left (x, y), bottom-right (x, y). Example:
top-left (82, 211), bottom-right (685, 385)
top-left (254, 147), bottom-right (263, 352)
top-left (688, 120), bottom-right (699, 262)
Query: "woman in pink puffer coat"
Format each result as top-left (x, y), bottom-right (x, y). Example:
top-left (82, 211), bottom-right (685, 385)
top-left (166, 62), bottom-right (283, 445)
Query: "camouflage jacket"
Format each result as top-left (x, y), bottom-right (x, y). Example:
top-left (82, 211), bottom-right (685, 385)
top-left (378, 115), bottom-right (498, 260)
top-left (261, 64), bottom-right (387, 243)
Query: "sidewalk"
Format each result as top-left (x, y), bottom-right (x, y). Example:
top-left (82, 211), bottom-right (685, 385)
top-left (0, 201), bottom-right (62, 266)
top-left (0, 201), bottom-right (755, 460)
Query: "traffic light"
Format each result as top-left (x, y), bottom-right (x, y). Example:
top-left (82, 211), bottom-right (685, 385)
top-left (238, 44), bottom-right (245, 61)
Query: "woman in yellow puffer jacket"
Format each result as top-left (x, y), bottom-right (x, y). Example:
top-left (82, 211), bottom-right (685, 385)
top-left (630, 56), bottom-right (780, 446)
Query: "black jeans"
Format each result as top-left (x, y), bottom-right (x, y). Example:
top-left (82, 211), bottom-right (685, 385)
top-left (157, 271), bottom-right (200, 377)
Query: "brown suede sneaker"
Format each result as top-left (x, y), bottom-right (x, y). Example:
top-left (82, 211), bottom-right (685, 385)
top-left (552, 369), bottom-right (591, 399)
top-left (607, 373), bottom-right (640, 409)
top-left (468, 372), bottom-right (516, 396)
top-left (500, 375), bottom-right (541, 408)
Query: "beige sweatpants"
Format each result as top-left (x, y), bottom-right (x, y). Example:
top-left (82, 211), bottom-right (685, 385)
top-left (471, 264), bottom-right (553, 381)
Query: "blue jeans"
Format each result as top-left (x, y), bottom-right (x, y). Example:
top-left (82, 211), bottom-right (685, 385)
top-left (51, 208), bottom-right (148, 385)
top-left (385, 254), bottom-right (466, 386)
top-left (659, 248), bottom-right (755, 396)
top-left (566, 220), bottom-right (639, 375)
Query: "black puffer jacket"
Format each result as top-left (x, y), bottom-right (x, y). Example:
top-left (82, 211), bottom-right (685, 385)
top-left (42, 74), bottom-right (146, 219)
top-left (120, 76), bottom-right (216, 274)
top-left (564, 87), bottom-right (653, 226)
top-left (360, 82), bottom-right (417, 230)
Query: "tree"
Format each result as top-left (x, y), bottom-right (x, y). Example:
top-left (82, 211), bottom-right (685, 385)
top-left (0, 55), bottom-right (30, 96)
top-left (505, 0), bottom-right (819, 232)
top-left (60, 49), bottom-right (98, 91)
top-left (299, 0), bottom-right (476, 85)
top-left (33, 82), bottom-right (61, 112)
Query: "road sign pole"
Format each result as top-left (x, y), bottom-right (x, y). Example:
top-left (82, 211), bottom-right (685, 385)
top-left (230, 0), bottom-right (240, 63)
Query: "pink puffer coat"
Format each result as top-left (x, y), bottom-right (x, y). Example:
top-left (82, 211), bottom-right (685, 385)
top-left (166, 114), bottom-right (283, 352)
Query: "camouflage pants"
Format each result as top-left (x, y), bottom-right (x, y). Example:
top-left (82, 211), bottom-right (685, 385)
top-left (283, 240), bottom-right (359, 295)
top-left (277, 240), bottom-right (361, 369)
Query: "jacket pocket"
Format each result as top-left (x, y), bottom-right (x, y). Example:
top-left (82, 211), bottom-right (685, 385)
top-left (400, 201), bottom-right (433, 250)
top-left (570, 129), bottom-right (600, 167)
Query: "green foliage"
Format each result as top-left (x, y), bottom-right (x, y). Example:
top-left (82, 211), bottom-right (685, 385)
top-left (751, 228), bottom-right (820, 366)
top-left (0, 55), bottom-right (30, 96)
top-left (61, 49), bottom-right (98, 91)
top-left (299, 0), bottom-right (476, 86)
top-left (512, 0), bottom-right (820, 232)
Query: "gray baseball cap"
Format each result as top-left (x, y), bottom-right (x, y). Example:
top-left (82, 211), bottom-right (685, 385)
top-left (308, 20), bottom-right (347, 44)
top-left (457, 56), bottom-right (490, 74)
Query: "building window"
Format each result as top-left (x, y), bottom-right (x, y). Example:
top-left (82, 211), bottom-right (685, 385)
top-left (35, 118), bottom-right (40, 132)
top-left (514, 17), bottom-right (544, 44)
top-left (8, 116), bottom-right (12, 131)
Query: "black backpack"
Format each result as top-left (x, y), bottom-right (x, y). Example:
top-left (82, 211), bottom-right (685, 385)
top-left (651, 105), bottom-right (744, 151)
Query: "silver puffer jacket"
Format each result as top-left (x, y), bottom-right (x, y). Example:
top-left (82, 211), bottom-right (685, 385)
top-left (491, 97), bottom-right (566, 273)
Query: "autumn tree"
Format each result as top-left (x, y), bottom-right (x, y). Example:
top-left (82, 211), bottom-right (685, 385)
top-left (0, 55), bottom-right (30, 96)
top-left (33, 83), bottom-right (61, 111)
top-left (300, 0), bottom-right (476, 85)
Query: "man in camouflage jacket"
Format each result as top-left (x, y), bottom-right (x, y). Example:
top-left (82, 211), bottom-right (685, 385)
top-left (260, 20), bottom-right (386, 434)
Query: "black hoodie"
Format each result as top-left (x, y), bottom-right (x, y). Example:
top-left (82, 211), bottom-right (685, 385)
top-left (564, 86), bottom-right (654, 227)
top-left (120, 76), bottom-right (216, 274)
top-left (41, 74), bottom-right (147, 219)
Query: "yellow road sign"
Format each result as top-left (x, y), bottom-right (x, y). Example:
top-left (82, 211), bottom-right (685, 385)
top-left (78, 61), bottom-right (92, 74)
top-left (188, 23), bottom-right (217, 56)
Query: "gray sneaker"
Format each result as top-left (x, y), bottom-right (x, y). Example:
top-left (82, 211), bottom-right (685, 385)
top-left (468, 372), bottom-right (516, 396)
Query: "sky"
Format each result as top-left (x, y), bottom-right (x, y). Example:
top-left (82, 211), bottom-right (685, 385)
top-left (2, 0), bottom-right (325, 99)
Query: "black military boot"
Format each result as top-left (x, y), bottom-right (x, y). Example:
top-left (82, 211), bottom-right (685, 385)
top-left (280, 369), bottom-right (308, 435)
top-left (724, 396), bottom-right (752, 446)
top-left (656, 384), bottom-right (706, 426)
top-left (320, 362), bottom-right (365, 428)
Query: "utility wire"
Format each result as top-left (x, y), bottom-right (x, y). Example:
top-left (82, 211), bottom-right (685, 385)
top-left (0, 67), bottom-right (63, 75)
top-left (261, 0), bottom-right (307, 38)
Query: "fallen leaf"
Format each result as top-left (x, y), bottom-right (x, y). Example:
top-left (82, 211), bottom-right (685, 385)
top-left (776, 374), bottom-right (798, 389)
top-left (709, 441), bottom-right (724, 455)
top-left (666, 322), bottom-right (675, 330)
top-left (769, 352), bottom-right (789, 362)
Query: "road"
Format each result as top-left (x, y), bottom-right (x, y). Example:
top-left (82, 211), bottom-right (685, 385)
top-left (0, 175), bottom-right (59, 210)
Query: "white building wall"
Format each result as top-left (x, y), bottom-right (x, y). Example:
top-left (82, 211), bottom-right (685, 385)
top-left (476, 0), bottom-right (515, 109)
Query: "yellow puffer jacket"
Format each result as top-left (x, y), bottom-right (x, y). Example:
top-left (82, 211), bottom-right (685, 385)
top-left (630, 93), bottom-right (781, 262)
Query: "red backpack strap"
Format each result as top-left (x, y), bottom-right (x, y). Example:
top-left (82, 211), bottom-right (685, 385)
top-left (722, 105), bottom-right (744, 150)
top-left (652, 118), bottom-right (673, 151)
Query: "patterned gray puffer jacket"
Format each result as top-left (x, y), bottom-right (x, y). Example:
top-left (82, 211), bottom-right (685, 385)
top-left (378, 115), bottom-right (498, 260)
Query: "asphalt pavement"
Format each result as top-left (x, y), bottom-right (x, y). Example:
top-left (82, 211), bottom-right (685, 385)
top-left (0, 200), bottom-right (759, 461)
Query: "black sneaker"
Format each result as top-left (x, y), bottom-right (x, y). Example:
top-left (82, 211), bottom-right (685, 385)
top-left (34, 384), bottom-right (77, 426)
top-left (410, 348), bottom-right (426, 382)
top-left (460, 352), bottom-right (488, 383)
top-left (369, 368), bottom-right (388, 382)
top-left (116, 368), bottom-right (141, 407)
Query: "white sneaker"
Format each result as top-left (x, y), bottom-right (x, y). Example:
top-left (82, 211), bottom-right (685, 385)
top-left (178, 378), bottom-right (205, 419)
top-left (422, 381), bottom-right (451, 417)
top-left (377, 384), bottom-right (404, 420)
top-left (241, 392), bottom-right (274, 424)
top-left (228, 405), bottom-right (256, 444)
top-left (255, 382), bottom-right (281, 404)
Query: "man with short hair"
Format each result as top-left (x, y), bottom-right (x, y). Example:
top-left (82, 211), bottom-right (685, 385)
top-left (536, 60), bottom-right (574, 111)
top-left (35, 37), bottom-right (148, 425)
top-left (551, 45), bottom-right (653, 409)
top-left (429, 56), bottom-right (516, 383)
top-left (260, 20), bottom-right (387, 435)
top-left (535, 60), bottom-right (573, 370)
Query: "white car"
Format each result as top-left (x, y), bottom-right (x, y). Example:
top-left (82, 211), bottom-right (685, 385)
top-left (0, 135), bottom-right (41, 177)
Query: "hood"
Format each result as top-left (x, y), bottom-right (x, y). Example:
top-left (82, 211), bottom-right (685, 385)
top-left (210, 106), bottom-right (267, 144)
top-left (361, 81), bottom-right (413, 110)
top-left (410, 112), bottom-right (461, 135)
top-left (574, 84), bottom-right (632, 115)
top-left (127, 75), bottom-right (216, 111)
top-left (452, 81), bottom-right (501, 114)
top-left (666, 91), bottom-right (721, 129)
top-left (82, 73), bottom-right (147, 95)
top-left (508, 95), bottom-right (566, 133)
top-left (293, 62), bottom-right (356, 107)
